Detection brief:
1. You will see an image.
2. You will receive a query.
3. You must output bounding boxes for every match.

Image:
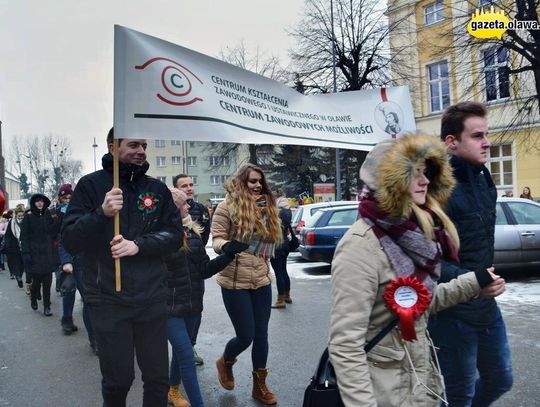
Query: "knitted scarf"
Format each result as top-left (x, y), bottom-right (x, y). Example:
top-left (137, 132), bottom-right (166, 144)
top-left (358, 190), bottom-right (454, 296)
top-left (10, 218), bottom-right (22, 240)
top-left (240, 194), bottom-right (276, 259)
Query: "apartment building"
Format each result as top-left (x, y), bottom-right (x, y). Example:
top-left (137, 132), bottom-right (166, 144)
top-left (387, 0), bottom-right (540, 197)
top-left (145, 140), bottom-right (249, 203)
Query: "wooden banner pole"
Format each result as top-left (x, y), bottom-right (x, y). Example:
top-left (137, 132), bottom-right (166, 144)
top-left (113, 138), bottom-right (121, 292)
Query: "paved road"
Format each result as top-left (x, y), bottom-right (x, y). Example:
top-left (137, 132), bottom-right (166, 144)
top-left (0, 252), bottom-right (538, 406)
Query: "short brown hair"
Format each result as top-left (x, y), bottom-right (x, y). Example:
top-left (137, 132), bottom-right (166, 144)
top-left (440, 102), bottom-right (487, 141)
top-left (106, 127), bottom-right (123, 145)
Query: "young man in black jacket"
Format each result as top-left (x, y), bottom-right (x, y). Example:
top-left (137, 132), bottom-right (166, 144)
top-left (62, 129), bottom-right (183, 407)
top-left (429, 102), bottom-right (512, 406)
top-left (172, 173), bottom-right (211, 366)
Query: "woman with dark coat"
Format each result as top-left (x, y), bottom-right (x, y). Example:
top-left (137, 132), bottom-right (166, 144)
top-left (20, 194), bottom-right (61, 316)
top-left (165, 188), bottom-right (247, 407)
top-left (271, 190), bottom-right (293, 309)
top-left (4, 204), bottom-right (27, 289)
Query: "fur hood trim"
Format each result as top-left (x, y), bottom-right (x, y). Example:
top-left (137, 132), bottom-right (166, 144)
top-left (362, 134), bottom-right (455, 218)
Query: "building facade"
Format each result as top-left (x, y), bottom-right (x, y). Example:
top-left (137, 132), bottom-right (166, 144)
top-left (387, 0), bottom-right (540, 198)
top-left (145, 140), bottom-right (250, 203)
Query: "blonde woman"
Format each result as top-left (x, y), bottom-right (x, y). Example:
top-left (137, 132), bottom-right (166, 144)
top-left (211, 163), bottom-right (282, 405)
top-left (329, 135), bottom-right (505, 406)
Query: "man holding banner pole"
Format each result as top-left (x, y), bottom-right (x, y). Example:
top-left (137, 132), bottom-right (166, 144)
top-left (61, 128), bottom-right (183, 407)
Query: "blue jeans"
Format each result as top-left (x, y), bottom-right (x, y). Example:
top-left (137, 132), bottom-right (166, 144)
top-left (62, 266), bottom-right (95, 344)
top-left (167, 316), bottom-right (204, 407)
top-left (270, 252), bottom-right (290, 295)
top-left (221, 285), bottom-right (272, 370)
top-left (428, 308), bottom-right (513, 407)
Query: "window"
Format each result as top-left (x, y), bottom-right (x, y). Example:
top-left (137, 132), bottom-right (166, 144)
top-left (220, 175), bottom-right (228, 184)
top-left (479, 0), bottom-right (498, 7)
top-left (327, 209), bottom-right (358, 227)
top-left (187, 156), bottom-right (197, 166)
top-left (427, 61), bottom-right (450, 113)
top-left (484, 47), bottom-right (510, 102)
top-left (157, 176), bottom-right (167, 184)
top-left (424, 1), bottom-right (444, 25)
top-left (209, 156), bottom-right (228, 166)
top-left (210, 175), bottom-right (220, 185)
top-left (171, 140), bottom-right (181, 146)
top-left (155, 140), bottom-right (166, 148)
top-left (488, 144), bottom-right (513, 191)
top-left (172, 156), bottom-right (182, 165)
top-left (191, 176), bottom-right (198, 185)
top-left (156, 156), bottom-right (166, 167)
top-left (507, 201), bottom-right (540, 224)
top-left (495, 203), bottom-right (508, 225)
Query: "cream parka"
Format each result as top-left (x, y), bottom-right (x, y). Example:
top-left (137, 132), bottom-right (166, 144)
top-left (211, 200), bottom-right (272, 290)
top-left (329, 134), bottom-right (488, 407)
top-left (330, 219), bottom-right (482, 407)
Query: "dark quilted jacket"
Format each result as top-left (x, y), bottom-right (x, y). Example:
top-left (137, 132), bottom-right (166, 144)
top-left (436, 155), bottom-right (498, 326)
top-left (165, 228), bottom-right (234, 318)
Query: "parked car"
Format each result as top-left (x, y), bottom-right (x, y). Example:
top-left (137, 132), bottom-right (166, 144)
top-left (494, 197), bottom-right (540, 272)
top-left (291, 200), bottom-right (358, 238)
top-left (299, 205), bottom-right (359, 263)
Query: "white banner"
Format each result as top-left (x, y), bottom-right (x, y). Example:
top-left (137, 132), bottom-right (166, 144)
top-left (114, 26), bottom-right (416, 151)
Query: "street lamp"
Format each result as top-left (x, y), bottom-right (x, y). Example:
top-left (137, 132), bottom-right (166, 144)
top-left (330, 0), bottom-right (341, 201)
top-left (92, 137), bottom-right (98, 171)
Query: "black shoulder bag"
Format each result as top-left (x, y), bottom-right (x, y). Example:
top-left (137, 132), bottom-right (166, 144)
top-left (302, 317), bottom-right (398, 407)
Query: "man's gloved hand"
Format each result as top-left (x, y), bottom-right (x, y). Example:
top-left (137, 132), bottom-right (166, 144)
top-left (22, 254), bottom-right (32, 267)
top-left (222, 240), bottom-right (250, 255)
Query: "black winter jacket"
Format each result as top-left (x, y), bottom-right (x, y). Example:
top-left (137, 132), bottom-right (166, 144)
top-left (437, 155), bottom-right (498, 326)
top-left (188, 200), bottom-right (210, 246)
top-left (165, 227), bottom-right (234, 318)
top-left (20, 194), bottom-right (60, 275)
top-left (61, 154), bottom-right (183, 305)
top-left (275, 207), bottom-right (292, 256)
top-left (4, 219), bottom-right (22, 257)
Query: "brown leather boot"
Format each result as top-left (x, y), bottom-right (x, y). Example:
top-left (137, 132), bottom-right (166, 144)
top-left (284, 292), bottom-right (293, 304)
top-left (271, 295), bottom-right (286, 309)
top-left (168, 385), bottom-right (190, 407)
top-left (216, 356), bottom-right (236, 390)
top-left (252, 368), bottom-right (277, 405)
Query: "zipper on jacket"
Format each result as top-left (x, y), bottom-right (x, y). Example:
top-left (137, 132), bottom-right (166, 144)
top-left (171, 287), bottom-right (176, 312)
top-left (130, 169), bottom-right (134, 182)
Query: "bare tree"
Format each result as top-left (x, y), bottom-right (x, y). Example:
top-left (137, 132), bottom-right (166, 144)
top-left (286, 0), bottom-right (413, 198)
top-left (211, 42), bottom-right (287, 164)
top-left (9, 134), bottom-right (83, 197)
top-left (288, 0), bottom-right (413, 93)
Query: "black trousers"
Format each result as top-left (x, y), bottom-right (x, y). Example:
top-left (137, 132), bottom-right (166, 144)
top-left (88, 301), bottom-right (169, 407)
top-left (31, 274), bottom-right (52, 307)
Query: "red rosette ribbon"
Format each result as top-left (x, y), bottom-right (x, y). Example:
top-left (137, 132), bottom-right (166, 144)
top-left (383, 276), bottom-right (431, 341)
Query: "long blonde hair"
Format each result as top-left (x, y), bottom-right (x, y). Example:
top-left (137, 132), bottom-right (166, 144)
top-left (412, 197), bottom-right (460, 250)
top-left (225, 163), bottom-right (282, 243)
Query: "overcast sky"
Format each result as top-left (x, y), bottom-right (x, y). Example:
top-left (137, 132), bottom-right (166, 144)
top-left (0, 0), bottom-right (305, 174)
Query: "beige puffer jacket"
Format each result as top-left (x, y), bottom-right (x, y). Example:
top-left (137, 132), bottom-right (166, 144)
top-left (211, 201), bottom-right (271, 290)
top-left (330, 219), bottom-right (482, 407)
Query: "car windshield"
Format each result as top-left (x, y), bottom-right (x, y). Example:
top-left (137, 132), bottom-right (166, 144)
top-left (306, 210), bottom-right (325, 227)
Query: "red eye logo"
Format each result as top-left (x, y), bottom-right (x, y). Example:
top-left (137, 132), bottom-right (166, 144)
top-left (135, 57), bottom-right (204, 106)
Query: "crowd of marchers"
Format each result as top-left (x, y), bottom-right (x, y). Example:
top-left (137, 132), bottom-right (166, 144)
top-left (0, 101), bottom-right (516, 407)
